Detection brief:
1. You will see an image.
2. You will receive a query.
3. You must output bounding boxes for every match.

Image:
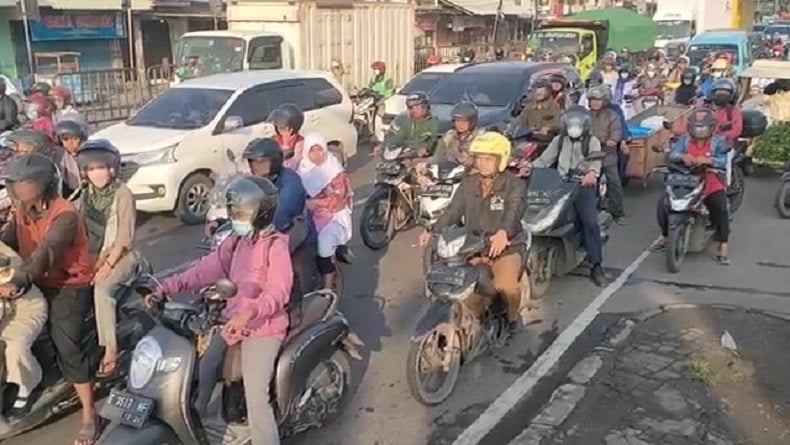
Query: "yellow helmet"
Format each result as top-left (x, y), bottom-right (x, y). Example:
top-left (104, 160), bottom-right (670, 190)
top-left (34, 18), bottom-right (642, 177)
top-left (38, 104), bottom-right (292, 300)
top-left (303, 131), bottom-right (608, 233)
top-left (469, 131), bottom-right (511, 172)
top-left (711, 58), bottom-right (729, 70)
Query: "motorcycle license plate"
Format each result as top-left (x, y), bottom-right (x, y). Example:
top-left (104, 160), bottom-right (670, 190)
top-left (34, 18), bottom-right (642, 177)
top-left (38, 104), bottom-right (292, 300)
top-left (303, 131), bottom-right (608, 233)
top-left (422, 184), bottom-right (453, 198)
top-left (100, 389), bottom-right (155, 429)
top-left (426, 266), bottom-right (466, 286)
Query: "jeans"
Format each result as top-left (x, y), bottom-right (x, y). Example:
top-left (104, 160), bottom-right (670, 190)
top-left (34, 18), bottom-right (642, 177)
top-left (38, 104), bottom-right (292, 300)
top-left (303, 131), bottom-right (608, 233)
top-left (656, 190), bottom-right (730, 242)
top-left (575, 186), bottom-right (603, 266)
top-left (602, 153), bottom-right (625, 218)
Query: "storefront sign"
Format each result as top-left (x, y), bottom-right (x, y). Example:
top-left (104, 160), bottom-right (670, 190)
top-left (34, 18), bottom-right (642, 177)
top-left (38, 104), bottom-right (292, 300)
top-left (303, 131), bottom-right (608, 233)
top-left (30, 14), bottom-right (126, 41)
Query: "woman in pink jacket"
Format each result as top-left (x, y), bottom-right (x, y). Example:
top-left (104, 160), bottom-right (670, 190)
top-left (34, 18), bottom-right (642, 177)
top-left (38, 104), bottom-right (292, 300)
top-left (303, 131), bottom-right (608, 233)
top-left (148, 175), bottom-right (291, 445)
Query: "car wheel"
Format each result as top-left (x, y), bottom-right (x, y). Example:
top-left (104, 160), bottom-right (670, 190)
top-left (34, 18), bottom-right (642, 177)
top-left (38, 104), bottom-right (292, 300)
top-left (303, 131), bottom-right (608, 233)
top-left (174, 173), bottom-right (213, 225)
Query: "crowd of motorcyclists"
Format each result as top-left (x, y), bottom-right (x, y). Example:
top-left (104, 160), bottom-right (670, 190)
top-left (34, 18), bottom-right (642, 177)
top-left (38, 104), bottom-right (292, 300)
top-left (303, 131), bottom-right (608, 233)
top-left (0, 43), bottom-right (764, 443)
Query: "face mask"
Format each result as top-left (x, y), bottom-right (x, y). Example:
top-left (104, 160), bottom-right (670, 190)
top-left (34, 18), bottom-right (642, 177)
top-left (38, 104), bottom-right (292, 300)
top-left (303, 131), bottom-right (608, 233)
top-left (231, 220), bottom-right (255, 237)
top-left (373, 69), bottom-right (381, 76)
top-left (647, 71), bottom-right (656, 77)
top-left (713, 95), bottom-right (729, 106)
top-left (682, 79), bottom-right (692, 85)
top-left (712, 71), bottom-right (723, 78)
top-left (567, 126), bottom-right (583, 139)
top-left (620, 73), bottom-right (629, 79)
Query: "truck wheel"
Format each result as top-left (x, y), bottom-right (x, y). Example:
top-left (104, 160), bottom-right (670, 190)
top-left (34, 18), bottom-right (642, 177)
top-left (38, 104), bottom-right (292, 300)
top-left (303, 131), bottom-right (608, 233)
top-left (174, 173), bottom-right (213, 225)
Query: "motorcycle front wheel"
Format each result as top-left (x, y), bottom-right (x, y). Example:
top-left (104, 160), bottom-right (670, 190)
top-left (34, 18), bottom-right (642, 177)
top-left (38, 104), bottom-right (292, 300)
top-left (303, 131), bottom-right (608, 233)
top-left (406, 329), bottom-right (461, 406)
top-left (528, 248), bottom-right (554, 300)
top-left (775, 180), bottom-right (790, 219)
top-left (728, 167), bottom-right (745, 214)
top-left (360, 192), bottom-right (395, 250)
top-left (666, 224), bottom-right (689, 273)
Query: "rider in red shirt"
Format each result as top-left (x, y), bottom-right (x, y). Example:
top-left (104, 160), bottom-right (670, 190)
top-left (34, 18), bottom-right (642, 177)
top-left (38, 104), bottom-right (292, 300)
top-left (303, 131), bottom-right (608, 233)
top-left (267, 104), bottom-right (305, 170)
top-left (708, 78), bottom-right (742, 146)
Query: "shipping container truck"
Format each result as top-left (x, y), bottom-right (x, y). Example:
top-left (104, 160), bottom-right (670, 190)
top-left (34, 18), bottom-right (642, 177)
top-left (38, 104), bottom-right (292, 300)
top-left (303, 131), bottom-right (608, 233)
top-left (652, 0), bottom-right (697, 48)
top-left (172, 0), bottom-right (416, 91)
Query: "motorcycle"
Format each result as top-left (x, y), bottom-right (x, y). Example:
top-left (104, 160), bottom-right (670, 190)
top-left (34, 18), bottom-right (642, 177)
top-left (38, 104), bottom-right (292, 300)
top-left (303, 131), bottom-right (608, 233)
top-left (0, 253), bottom-right (154, 440)
top-left (416, 160), bottom-right (465, 228)
top-left (775, 167), bottom-right (790, 219)
top-left (97, 279), bottom-right (363, 444)
top-left (523, 151), bottom-right (611, 299)
top-left (406, 227), bottom-right (531, 406)
top-left (351, 88), bottom-right (382, 139)
top-left (638, 87), bottom-right (661, 110)
top-left (360, 146), bottom-right (421, 250)
top-left (507, 126), bottom-right (555, 169)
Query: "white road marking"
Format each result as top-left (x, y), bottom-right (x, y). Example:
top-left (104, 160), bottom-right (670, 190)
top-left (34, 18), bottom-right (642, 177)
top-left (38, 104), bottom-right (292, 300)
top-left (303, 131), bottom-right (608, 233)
top-left (451, 243), bottom-right (656, 445)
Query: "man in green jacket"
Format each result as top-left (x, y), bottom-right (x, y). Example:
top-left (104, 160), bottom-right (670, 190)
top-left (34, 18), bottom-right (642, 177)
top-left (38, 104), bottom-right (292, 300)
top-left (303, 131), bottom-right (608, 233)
top-left (384, 92), bottom-right (439, 156)
top-left (369, 61), bottom-right (395, 98)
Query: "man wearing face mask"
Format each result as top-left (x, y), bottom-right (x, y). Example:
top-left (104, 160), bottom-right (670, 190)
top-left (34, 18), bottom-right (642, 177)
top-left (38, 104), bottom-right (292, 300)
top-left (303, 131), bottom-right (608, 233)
top-left (673, 69), bottom-right (700, 106)
top-left (369, 61), bottom-right (395, 99)
top-left (587, 85), bottom-right (627, 225)
top-left (707, 79), bottom-right (743, 146)
top-left (699, 58), bottom-right (732, 100)
top-left (525, 107), bottom-right (608, 286)
top-left (0, 78), bottom-right (19, 132)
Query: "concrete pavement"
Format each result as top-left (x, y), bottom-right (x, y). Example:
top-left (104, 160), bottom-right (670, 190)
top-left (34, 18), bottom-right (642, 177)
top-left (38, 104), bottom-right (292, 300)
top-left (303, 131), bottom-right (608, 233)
top-left (5, 158), bottom-right (788, 445)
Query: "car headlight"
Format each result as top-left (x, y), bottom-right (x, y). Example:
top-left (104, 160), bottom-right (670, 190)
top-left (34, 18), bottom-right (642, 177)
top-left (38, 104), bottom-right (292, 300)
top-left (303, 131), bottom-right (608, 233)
top-left (437, 234), bottom-right (466, 259)
top-left (383, 146), bottom-right (402, 161)
top-left (129, 336), bottom-right (162, 389)
top-left (123, 144), bottom-right (178, 166)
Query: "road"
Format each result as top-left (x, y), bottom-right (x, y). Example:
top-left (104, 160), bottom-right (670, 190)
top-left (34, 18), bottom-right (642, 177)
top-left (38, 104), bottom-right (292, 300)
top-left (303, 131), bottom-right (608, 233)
top-left (5, 153), bottom-right (788, 445)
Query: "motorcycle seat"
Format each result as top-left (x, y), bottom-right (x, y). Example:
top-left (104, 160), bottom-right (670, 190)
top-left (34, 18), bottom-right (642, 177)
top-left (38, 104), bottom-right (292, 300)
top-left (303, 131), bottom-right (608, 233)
top-left (286, 290), bottom-right (333, 342)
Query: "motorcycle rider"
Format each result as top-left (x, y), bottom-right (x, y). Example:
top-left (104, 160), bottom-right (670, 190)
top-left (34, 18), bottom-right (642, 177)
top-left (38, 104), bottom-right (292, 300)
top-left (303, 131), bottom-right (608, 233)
top-left (296, 133), bottom-right (352, 291)
top-left (147, 175), bottom-right (291, 445)
top-left (369, 61), bottom-right (395, 99)
top-left (380, 92), bottom-right (439, 156)
top-left (549, 73), bottom-right (568, 109)
top-left (0, 153), bottom-right (97, 445)
top-left (28, 82), bottom-right (52, 98)
top-left (525, 106), bottom-right (608, 287)
top-left (512, 79), bottom-right (562, 136)
top-left (667, 56), bottom-right (691, 84)
top-left (0, 78), bottom-right (19, 132)
top-left (601, 57), bottom-right (618, 87)
top-left (76, 140), bottom-right (139, 379)
top-left (613, 63), bottom-right (638, 120)
top-left (708, 78), bottom-right (743, 146)
top-left (55, 119), bottom-right (88, 198)
top-left (673, 69), bottom-right (700, 106)
top-left (699, 57), bottom-right (732, 99)
top-left (494, 48), bottom-right (506, 60)
top-left (268, 104), bottom-right (305, 170)
top-left (652, 108), bottom-right (731, 264)
top-left (619, 47), bottom-right (632, 63)
top-left (24, 94), bottom-right (56, 141)
top-left (418, 132), bottom-right (528, 326)
top-left (49, 86), bottom-right (85, 125)
top-left (587, 85), bottom-right (627, 225)
top-left (430, 101), bottom-right (484, 167)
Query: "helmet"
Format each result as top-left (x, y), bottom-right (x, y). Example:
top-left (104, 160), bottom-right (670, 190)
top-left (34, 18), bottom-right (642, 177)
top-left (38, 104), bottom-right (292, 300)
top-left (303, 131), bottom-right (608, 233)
top-left (371, 61), bottom-right (386, 74)
top-left (469, 131), bottom-right (511, 172)
top-left (30, 82), bottom-right (52, 96)
top-left (687, 108), bottom-right (717, 140)
top-left (25, 94), bottom-right (54, 118)
top-left (242, 137), bottom-right (283, 177)
top-left (405, 91), bottom-right (429, 108)
top-left (678, 55), bottom-right (690, 64)
top-left (617, 63), bottom-right (633, 75)
top-left (586, 70), bottom-right (604, 87)
top-left (549, 73), bottom-right (566, 86)
top-left (711, 78), bottom-right (735, 95)
top-left (587, 85), bottom-right (611, 102)
top-left (494, 48), bottom-right (505, 60)
top-left (224, 174), bottom-right (279, 232)
top-left (450, 102), bottom-right (478, 127)
top-left (681, 69), bottom-right (697, 84)
top-left (5, 129), bottom-right (51, 155)
top-left (2, 152), bottom-right (59, 200)
top-left (76, 139), bottom-right (121, 175)
top-left (561, 106), bottom-right (592, 140)
top-left (267, 104), bottom-right (304, 134)
top-left (50, 86), bottom-right (73, 105)
top-left (55, 119), bottom-right (87, 141)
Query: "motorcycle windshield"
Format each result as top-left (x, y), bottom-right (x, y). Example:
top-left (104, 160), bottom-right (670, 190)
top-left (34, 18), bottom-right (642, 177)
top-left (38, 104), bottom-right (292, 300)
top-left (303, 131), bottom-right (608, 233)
top-left (523, 168), bottom-right (575, 225)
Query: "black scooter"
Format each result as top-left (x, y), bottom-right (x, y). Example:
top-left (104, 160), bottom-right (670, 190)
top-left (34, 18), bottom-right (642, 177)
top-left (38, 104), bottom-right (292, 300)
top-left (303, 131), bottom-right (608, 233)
top-left (0, 255), bottom-right (154, 440)
top-left (523, 151), bottom-right (610, 298)
top-left (97, 279), bottom-right (363, 444)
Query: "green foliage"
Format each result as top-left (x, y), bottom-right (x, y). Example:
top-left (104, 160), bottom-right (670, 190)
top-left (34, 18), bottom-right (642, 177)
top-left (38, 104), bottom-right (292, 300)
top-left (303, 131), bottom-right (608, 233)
top-left (753, 123), bottom-right (790, 167)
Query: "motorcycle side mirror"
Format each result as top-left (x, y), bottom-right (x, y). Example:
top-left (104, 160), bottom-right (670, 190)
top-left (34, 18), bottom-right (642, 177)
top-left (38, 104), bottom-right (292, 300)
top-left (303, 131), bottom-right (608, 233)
top-left (226, 148), bottom-right (236, 162)
top-left (213, 279), bottom-right (238, 300)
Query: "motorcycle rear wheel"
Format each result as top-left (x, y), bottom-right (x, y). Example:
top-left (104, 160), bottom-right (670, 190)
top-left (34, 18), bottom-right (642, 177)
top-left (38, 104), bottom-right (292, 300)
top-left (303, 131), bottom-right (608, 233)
top-left (406, 329), bottom-right (461, 406)
top-left (528, 249), bottom-right (553, 300)
top-left (775, 181), bottom-right (790, 219)
top-left (360, 195), bottom-right (395, 250)
top-left (666, 224), bottom-right (689, 273)
top-left (728, 167), bottom-right (745, 214)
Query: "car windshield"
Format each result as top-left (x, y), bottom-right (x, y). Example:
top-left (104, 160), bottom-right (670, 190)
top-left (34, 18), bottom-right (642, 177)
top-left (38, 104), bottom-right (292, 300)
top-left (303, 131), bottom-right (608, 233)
top-left (686, 44), bottom-right (739, 67)
top-left (127, 87), bottom-right (234, 129)
top-left (765, 25), bottom-right (790, 36)
top-left (400, 72), bottom-right (450, 95)
top-left (429, 72), bottom-right (523, 107)
top-left (655, 20), bottom-right (693, 39)
top-left (174, 36), bottom-right (246, 78)
top-left (528, 31), bottom-right (579, 53)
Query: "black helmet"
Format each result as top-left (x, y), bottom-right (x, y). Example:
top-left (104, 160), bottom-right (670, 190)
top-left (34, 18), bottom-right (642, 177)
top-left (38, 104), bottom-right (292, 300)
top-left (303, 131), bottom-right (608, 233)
top-left (687, 108), bottom-right (717, 140)
top-left (681, 69), bottom-right (697, 84)
top-left (2, 153), bottom-right (59, 200)
top-left (76, 139), bottom-right (121, 175)
top-left (587, 70), bottom-right (604, 87)
top-left (561, 106), bottom-right (592, 139)
top-left (267, 104), bottom-right (304, 134)
top-left (55, 119), bottom-right (87, 141)
top-left (549, 73), bottom-right (566, 86)
top-left (6, 129), bottom-right (51, 155)
top-left (711, 78), bottom-right (736, 97)
top-left (405, 91), bottom-right (430, 108)
top-left (617, 63), bottom-right (633, 75)
top-left (494, 48), bottom-right (505, 60)
top-left (224, 174), bottom-right (279, 232)
top-left (450, 102), bottom-right (478, 127)
top-left (242, 137), bottom-right (284, 177)
top-left (30, 82), bottom-right (51, 96)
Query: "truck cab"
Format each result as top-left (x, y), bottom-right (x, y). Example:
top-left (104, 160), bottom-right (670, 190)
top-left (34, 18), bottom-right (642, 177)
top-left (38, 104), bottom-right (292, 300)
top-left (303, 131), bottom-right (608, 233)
top-left (527, 24), bottom-right (601, 80)
top-left (173, 30), bottom-right (293, 82)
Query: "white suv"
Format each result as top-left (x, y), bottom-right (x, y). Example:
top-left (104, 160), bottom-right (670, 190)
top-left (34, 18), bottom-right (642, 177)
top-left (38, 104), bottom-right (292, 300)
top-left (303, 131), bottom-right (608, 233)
top-left (92, 70), bottom-right (357, 224)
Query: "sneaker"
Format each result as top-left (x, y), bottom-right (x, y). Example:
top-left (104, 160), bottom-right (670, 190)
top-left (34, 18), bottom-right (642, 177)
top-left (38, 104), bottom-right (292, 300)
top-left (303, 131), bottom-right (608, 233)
top-left (591, 265), bottom-right (608, 287)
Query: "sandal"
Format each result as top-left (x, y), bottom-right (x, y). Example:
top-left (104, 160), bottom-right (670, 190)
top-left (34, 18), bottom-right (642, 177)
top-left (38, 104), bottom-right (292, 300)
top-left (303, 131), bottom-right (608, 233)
top-left (650, 240), bottom-right (667, 252)
top-left (74, 420), bottom-right (98, 445)
top-left (96, 357), bottom-right (117, 378)
top-left (713, 255), bottom-right (731, 266)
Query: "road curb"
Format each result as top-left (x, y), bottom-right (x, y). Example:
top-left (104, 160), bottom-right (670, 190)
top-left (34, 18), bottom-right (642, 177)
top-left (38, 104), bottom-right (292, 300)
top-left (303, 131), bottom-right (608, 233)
top-left (508, 303), bottom-right (790, 445)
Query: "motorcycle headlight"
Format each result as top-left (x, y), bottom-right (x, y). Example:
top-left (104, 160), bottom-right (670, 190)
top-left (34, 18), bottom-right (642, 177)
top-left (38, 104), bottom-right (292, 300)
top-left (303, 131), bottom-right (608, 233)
top-left (667, 183), bottom-right (704, 212)
top-left (382, 147), bottom-right (403, 161)
top-left (122, 144), bottom-right (178, 167)
top-left (129, 336), bottom-right (162, 389)
top-left (437, 235), bottom-right (466, 259)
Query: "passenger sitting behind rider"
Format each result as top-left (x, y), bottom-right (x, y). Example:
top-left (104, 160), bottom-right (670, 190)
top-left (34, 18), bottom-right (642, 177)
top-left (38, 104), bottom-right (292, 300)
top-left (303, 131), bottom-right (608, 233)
top-left (708, 79), bottom-right (743, 146)
top-left (147, 175), bottom-right (290, 445)
top-left (652, 108), bottom-right (731, 265)
top-left (524, 107), bottom-right (608, 287)
top-left (268, 104), bottom-right (305, 170)
top-left (512, 79), bottom-right (561, 137)
top-left (433, 102), bottom-right (484, 167)
top-left (418, 132), bottom-right (527, 326)
top-left (379, 92), bottom-right (439, 157)
top-left (297, 133), bottom-right (352, 291)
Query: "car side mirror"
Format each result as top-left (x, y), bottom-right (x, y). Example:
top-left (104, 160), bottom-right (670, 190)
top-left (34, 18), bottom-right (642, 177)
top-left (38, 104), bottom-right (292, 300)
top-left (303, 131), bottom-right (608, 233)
top-left (226, 148), bottom-right (236, 162)
top-left (223, 115), bottom-right (243, 132)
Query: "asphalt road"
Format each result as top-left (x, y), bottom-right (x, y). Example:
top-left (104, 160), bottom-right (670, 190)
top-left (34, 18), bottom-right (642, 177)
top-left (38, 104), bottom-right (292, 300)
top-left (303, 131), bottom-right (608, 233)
top-left (5, 153), bottom-right (788, 445)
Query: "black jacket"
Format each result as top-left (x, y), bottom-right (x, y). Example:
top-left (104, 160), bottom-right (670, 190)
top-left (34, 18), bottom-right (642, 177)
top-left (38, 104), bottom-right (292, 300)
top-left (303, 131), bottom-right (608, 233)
top-left (432, 170), bottom-right (527, 240)
top-left (0, 95), bottom-right (19, 132)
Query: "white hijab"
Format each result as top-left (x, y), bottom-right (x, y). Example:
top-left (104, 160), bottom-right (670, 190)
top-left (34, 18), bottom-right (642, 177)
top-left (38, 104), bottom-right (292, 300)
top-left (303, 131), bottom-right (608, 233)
top-left (297, 132), bottom-right (345, 198)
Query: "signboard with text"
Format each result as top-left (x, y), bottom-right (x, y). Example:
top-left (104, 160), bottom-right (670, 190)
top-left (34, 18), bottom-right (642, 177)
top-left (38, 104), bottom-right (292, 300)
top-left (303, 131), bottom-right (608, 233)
top-left (29, 14), bottom-right (126, 41)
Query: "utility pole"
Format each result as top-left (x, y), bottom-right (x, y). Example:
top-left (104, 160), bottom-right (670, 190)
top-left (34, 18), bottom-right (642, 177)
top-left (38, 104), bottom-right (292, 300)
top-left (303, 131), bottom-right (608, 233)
top-left (18, 0), bottom-right (36, 76)
top-left (492, 0), bottom-right (504, 49)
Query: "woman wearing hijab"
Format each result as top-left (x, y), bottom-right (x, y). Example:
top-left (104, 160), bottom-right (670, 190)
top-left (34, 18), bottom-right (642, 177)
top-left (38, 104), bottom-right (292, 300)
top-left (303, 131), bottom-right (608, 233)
top-left (297, 133), bottom-right (352, 291)
top-left (76, 139), bottom-right (138, 378)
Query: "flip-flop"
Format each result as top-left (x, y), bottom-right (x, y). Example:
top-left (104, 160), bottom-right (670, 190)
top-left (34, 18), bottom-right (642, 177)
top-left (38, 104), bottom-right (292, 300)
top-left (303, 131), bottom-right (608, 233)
top-left (73, 420), bottom-right (98, 445)
top-left (650, 241), bottom-right (667, 252)
top-left (96, 358), bottom-right (118, 378)
top-left (713, 255), bottom-right (731, 265)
